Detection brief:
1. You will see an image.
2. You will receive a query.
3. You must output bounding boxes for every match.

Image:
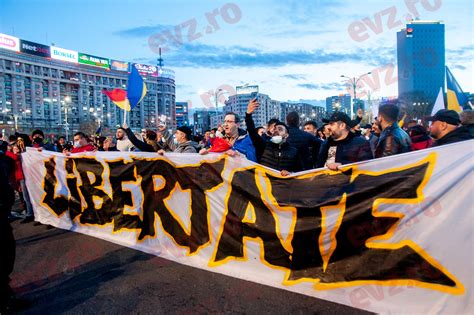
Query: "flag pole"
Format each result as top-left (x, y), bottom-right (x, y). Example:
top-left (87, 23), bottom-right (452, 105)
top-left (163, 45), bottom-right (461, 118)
top-left (123, 109), bottom-right (127, 126)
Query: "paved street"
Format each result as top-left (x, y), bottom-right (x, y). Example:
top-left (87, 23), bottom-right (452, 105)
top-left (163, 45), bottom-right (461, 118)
top-left (9, 219), bottom-right (370, 314)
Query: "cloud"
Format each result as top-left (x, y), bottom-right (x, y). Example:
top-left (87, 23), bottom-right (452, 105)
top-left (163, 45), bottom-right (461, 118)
top-left (297, 82), bottom-right (342, 90)
top-left (271, 0), bottom-right (345, 25)
top-left (297, 83), bottom-right (319, 90)
top-left (149, 42), bottom-right (396, 69)
top-left (114, 24), bottom-right (174, 38)
top-left (450, 64), bottom-right (466, 70)
top-left (281, 74), bottom-right (308, 80)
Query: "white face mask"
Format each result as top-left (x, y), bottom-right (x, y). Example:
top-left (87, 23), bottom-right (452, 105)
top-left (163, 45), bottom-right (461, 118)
top-left (270, 135), bottom-right (283, 144)
top-left (173, 137), bottom-right (178, 145)
top-left (216, 131), bottom-right (224, 138)
top-left (73, 141), bottom-right (81, 148)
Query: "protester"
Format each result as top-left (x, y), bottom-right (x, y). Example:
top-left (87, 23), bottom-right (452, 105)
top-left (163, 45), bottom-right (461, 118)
top-left (55, 136), bottom-right (70, 153)
top-left (361, 123), bottom-right (378, 157)
top-left (5, 144), bottom-right (33, 223)
top-left (123, 123), bottom-right (165, 152)
top-left (199, 130), bottom-right (212, 149)
top-left (103, 128), bottom-right (135, 152)
top-left (318, 123), bottom-right (331, 140)
top-left (374, 104), bottom-right (411, 158)
top-left (427, 109), bottom-right (473, 146)
top-left (408, 125), bottom-right (433, 151)
top-left (372, 120), bottom-right (381, 137)
top-left (245, 99), bottom-right (303, 176)
top-left (286, 111), bottom-right (320, 170)
top-left (158, 125), bottom-right (199, 154)
top-left (202, 112), bottom-right (257, 161)
top-left (64, 132), bottom-right (95, 154)
top-left (16, 129), bottom-right (55, 151)
top-left (264, 118), bottom-right (280, 141)
top-left (459, 109), bottom-right (474, 137)
top-left (317, 112), bottom-right (373, 170)
top-left (303, 121), bottom-right (318, 136)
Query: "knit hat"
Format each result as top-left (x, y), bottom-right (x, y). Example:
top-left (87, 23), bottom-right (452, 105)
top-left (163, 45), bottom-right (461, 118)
top-left (31, 129), bottom-right (44, 138)
top-left (177, 126), bottom-right (193, 140)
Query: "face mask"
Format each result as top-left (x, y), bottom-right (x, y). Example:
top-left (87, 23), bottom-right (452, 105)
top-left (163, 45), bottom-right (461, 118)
top-left (216, 131), bottom-right (224, 138)
top-left (173, 137), bottom-right (178, 145)
top-left (210, 134), bottom-right (215, 138)
top-left (270, 135), bottom-right (283, 144)
top-left (33, 137), bottom-right (43, 144)
top-left (73, 141), bottom-right (81, 148)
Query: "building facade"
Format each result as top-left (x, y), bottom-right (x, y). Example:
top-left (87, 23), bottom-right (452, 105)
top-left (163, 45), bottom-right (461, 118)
top-left (397, 21), bottom-right (445, 112)
top-left (193, 110), bottom-right (218, 135)
top-left (325, 94), bottom-right (352, 115)
top-left (0, 33), bottom-right (175, 137)
top-left (223, 86), bottom-right (281, 128)
top-left (280, 102), bottom-right (326, 127)
top-left (175, 101), bottom-right (189, 127)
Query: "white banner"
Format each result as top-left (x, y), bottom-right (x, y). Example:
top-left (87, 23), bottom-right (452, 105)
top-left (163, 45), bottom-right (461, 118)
top-left (22, 140), bottom-right (474, 314)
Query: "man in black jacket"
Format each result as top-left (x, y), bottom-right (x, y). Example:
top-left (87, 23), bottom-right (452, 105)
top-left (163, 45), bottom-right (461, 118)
top-left (286, 112), bottom-right (321, 170)
top-left (428, 109), bottom-right (473, 146)
top-left (374, 104), bottom-right (411, 158)
top-left (246, 99), bottom-right (303, 176)
top-left (317, 112), bottom-right (373, 170)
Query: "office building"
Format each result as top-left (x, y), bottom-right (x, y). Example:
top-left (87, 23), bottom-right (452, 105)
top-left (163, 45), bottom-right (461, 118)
top-left (0, 33), bottom-right (176, 136)
top-left (175, 101), bottom-right (189, 127)
top-left (397, 21), bottom-right (445, 112)
top-left (326, 94), bottom-right (352, 115)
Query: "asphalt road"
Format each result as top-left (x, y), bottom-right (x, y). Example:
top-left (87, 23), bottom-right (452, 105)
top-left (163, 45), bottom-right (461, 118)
top-left (9, 219), bottom-right (371, 314)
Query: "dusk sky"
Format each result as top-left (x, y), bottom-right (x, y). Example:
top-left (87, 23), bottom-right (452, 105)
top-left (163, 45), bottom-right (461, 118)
top-left (1, 0), bottom-right (472, 110)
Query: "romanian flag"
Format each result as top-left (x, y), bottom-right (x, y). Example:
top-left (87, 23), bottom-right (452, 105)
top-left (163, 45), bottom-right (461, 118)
top-left (446, 66), bottom-right (468, 113)
top-left (102, 65), bottom-right (147, 111)
top-left (102, 88), bottom-right (130, 111)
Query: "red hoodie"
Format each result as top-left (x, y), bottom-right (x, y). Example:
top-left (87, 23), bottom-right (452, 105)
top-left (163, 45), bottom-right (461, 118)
top-left (6, 151), bottom-right (24, 182)
top-left (71, 143), bottom-right (96, 153)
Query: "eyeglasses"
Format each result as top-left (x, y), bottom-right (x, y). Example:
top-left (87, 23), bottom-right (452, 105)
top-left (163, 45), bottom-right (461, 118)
top-left (223, 120), bottom-right (236, 124)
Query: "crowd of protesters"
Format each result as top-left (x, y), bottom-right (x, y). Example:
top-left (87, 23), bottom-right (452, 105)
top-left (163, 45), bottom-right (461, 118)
top-left (1, 97), bottom-right (473, 311)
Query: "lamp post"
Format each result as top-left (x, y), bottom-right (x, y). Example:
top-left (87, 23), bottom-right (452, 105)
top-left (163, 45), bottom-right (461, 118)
top-left (63, 95), bottom-right (71, 141)
top-left (340, 72), bottom-right (371, 119)
top-left (214, 88), bottom-right (223, 126)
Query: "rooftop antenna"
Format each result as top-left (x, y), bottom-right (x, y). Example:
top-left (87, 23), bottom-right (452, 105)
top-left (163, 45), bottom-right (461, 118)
top-left (157, 48), bottom-right (164, 68)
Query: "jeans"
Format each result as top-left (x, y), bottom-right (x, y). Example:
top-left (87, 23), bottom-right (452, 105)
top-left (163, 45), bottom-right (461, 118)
top-left (19, 180), bottom-right (33, 217)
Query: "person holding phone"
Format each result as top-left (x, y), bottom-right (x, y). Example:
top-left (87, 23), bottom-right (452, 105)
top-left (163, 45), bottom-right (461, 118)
top-left (245, 98), bottom-right (303, 176)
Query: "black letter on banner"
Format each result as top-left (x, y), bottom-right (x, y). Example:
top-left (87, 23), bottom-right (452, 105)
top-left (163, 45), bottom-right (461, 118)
top-left (214, 169), bottom-right (291, 268)
top-left (42, 157), bottom-right (83, 220)
top-left (324, 162), bottom-right (456, 287)
top-left (74, 158), bottom-right (113, 225)
top-left (107, 160), bottom-right (142, 231)
top-left (267, 171), bottom-right (351, 279)
top-left (135, 158), bottom-right (225, 253)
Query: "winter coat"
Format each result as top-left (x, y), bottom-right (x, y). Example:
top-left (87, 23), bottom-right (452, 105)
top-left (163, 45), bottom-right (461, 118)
top-left (433, 127), bottom-right (473, 147)
top-left (245, 113), bottom-right (303, 171)
top-left (287, 126), bottom-right (320, 170)
top-left (317, 132), bottom-right (373, 168)
top-left (375, 123), bottom-right (411, 158)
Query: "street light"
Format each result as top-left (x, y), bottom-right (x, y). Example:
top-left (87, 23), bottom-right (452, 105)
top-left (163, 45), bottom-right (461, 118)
top-left (215, 88), bottom-right (223, 125)
top-left (340, 72), bottom-right (371, 119)
top-left (63, 96), bottom-right (71, 141)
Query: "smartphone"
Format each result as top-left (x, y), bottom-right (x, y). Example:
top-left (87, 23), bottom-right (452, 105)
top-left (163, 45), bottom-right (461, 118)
top-left (250, 91), bottom-right (259, 100)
